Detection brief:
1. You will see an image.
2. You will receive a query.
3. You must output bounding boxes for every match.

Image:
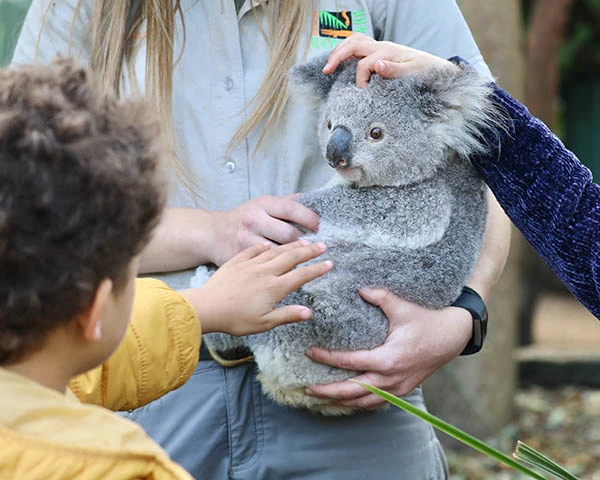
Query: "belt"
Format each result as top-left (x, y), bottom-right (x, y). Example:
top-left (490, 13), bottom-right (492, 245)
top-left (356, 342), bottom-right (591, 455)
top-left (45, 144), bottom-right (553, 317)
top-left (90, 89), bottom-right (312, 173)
top-left (199, 342), bottom-right (254, 367)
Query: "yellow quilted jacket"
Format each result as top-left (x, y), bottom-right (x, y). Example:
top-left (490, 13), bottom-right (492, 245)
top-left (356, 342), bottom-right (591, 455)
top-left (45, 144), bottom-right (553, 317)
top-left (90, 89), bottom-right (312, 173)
top-left (0, 279), bottom-right (200, 480)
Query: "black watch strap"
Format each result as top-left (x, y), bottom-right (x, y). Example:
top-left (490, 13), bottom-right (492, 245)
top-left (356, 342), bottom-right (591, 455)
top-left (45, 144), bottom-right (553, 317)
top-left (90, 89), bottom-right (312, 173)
top-left (452, 286), bottom-right (488, 356)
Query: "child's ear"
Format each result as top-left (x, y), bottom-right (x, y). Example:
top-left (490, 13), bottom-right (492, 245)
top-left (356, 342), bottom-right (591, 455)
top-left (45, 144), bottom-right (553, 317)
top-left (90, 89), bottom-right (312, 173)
top-left (77, 279), bottom-right (113, 342)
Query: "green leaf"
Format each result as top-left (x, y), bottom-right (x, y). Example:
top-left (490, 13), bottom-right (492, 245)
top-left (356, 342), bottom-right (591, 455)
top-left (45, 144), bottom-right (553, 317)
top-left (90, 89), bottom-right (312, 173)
top-left (356, 382), bottom-right (560, 480)
top-left (514, 442), bottom-right (580, 480)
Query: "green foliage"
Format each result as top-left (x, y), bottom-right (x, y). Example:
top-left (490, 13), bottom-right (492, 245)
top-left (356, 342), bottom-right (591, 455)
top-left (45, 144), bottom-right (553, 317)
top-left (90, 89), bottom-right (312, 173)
top-left (559, 0), bottom-right (600, 82)
top-left (357, 382), bottom-right (580, 480)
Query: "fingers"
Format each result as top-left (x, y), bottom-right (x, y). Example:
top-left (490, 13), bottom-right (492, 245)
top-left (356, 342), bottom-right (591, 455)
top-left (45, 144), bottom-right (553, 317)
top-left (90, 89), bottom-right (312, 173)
top-left (305, 378), bottom-right (370, 401)
top-left (357, 287), bottom-right (393, 307)
top-left (304, 372), bottom-right (389, 409)
top-left (263, 240), bottom-right (329, 274)
top-left (323, 35), bottom-right (456, 88)
top-left (279, 258), bottom-right (333, 292)
top-left (305, 345), bottom-right (383, 373)
top-left (374, 58), bottom-right (416, 78)
top-left (358, 287), bottom-right (411, 324)
top-left (261, 215), bottom-right (309, 245)
top-left (322, 33), bottom-right (377, 74)
top-left (225, 242), bottom-right (272, 265)
top-left (250, 239), bottom-right (312, 262)
top-left (263, 195), bottom-right (320, 234)
top-left (260, 305), bottom-right (314, 331)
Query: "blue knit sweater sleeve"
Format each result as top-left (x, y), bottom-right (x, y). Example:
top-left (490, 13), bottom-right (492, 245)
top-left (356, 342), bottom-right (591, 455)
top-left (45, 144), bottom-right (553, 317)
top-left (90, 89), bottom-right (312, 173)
top-left (471, 84), bottom-right (600, 320)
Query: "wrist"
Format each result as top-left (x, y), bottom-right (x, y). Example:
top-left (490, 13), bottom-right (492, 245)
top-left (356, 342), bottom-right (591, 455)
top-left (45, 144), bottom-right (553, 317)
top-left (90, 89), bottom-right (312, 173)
top-left (451, 286), bottom-right (489, 355)
top-left (179, 287), bottom-right (221, 334)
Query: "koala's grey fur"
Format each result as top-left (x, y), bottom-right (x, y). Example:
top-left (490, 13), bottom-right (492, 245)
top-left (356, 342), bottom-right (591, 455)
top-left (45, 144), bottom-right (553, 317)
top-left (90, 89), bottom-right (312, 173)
top-left (194, 54), bottom-right (499, 415)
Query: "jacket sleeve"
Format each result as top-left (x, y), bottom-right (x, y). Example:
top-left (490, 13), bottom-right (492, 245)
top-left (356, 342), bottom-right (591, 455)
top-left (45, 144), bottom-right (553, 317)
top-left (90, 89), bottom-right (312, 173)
top-left (472, 84), bottom-right (600, 319)
top-left (69, 278), bottom-right (201, 411)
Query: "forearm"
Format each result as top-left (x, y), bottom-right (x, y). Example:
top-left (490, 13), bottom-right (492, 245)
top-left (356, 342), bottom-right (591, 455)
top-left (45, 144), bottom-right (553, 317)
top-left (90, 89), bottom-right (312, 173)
top-left (139, 207), bottom-right (217, 273)
top-left (472, 84), bottom-right (600, 318)
top-left (466, 190), bottom-right (511, 301)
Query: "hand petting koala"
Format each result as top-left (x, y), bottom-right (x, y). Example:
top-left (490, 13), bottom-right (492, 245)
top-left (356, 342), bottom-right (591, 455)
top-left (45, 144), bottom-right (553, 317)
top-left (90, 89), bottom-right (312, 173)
top-left (194, 53), bottom-right (501, 415)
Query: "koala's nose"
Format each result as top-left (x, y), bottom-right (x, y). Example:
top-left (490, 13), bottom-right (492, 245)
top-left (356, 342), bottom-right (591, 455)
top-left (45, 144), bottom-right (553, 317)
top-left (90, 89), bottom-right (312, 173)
top-left (326, 127), bottom-right (353, 169)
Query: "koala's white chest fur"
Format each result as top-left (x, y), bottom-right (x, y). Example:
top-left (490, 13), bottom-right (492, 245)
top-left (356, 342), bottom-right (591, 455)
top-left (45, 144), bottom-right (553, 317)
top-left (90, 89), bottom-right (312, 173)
top-left (312, 180), bottom-right (452, 250)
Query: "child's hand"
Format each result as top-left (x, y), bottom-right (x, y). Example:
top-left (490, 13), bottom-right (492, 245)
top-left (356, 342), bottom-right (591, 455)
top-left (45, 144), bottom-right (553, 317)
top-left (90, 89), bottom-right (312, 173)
top-left (322, 33), bottom-right (458, 88)
top-left (180, 240), bottom-right (332, 336)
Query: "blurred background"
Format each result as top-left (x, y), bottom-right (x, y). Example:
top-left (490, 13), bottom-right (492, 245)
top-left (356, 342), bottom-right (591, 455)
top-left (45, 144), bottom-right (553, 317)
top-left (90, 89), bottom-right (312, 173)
top-left (1, 0), bottom-right (599, 478)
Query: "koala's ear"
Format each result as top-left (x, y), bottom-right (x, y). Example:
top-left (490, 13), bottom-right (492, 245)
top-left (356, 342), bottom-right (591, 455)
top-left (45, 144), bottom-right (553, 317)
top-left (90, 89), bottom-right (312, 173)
top-left (289, 53), bottom-right (346, 104)
top-left (415, 67), bottom-right (501, 158)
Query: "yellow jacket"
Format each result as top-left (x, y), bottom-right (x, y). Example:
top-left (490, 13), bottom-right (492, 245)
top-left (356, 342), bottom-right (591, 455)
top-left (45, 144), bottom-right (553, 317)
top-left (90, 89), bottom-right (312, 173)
top-left (0, 279), bottom-right (200, 480)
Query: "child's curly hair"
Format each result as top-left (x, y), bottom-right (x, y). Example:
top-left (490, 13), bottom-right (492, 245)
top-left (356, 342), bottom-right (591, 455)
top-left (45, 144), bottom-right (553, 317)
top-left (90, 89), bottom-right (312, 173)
top-left (0, 59), bottom-right (167, 364)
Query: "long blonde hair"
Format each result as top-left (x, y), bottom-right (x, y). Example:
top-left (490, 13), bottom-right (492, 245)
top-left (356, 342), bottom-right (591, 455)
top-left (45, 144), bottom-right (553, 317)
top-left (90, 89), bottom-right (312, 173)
top-left (46, 0), bottom-right (314, 194)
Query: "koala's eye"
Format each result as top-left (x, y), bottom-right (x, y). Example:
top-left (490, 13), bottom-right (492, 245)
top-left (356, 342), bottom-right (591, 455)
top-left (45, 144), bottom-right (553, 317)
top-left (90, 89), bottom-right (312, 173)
top-left (369, 127), bottom-right (383, 141)
top-left (327, 119), bottom-right (332, 130)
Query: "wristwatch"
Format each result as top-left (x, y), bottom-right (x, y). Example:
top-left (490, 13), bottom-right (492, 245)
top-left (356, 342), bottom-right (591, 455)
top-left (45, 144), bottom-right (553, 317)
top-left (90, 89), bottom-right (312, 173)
top-left (452, 286), bottom-right (488, 355)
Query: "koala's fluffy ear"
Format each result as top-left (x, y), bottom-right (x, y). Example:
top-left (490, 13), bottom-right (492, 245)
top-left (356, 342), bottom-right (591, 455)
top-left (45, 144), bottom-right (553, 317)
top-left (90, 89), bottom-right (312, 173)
top-left (416, 67), bottom-right (501, 158)
top-left (289, 53), bottom-right (347, 105)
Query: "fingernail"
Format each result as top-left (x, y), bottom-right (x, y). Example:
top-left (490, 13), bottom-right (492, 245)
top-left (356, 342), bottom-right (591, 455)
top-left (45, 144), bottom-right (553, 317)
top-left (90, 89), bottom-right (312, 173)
top-left (317, 241), bottom-right (327, 250)
top-left (299, 239), bottom-right (310, 246)
top-left (299, 308), bottom-right (312, 320)
top-left (305, 387), bottom-right (314, 395)
top-left (305, 348), bottom-right (314, 358)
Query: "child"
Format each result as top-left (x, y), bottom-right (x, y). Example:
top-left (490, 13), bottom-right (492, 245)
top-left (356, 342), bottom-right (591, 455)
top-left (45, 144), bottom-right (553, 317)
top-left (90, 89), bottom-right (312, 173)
top-left (0, 59), bottom-right (332, 479)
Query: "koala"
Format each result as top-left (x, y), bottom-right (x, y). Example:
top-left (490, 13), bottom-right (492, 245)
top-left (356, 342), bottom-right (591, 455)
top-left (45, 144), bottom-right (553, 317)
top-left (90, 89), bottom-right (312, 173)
top-left (193, 54), bottom-right (500, 415)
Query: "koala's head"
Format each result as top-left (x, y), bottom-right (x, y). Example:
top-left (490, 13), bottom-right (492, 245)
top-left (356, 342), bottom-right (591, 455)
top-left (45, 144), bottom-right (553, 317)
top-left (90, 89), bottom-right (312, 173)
top-left (290, 54), bottom-right (497, 187)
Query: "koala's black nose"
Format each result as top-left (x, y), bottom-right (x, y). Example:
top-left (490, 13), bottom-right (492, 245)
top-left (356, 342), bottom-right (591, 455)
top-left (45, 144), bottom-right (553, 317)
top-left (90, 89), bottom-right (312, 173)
top-left (326, 127), bottom-right (353, 169)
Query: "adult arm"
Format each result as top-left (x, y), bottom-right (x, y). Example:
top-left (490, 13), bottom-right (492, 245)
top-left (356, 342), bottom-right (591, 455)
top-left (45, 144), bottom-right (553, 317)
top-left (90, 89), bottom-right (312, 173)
top-left (139, 197), bottom-right (320, 272)
top-left (472, 85), bottom-right (600, 319)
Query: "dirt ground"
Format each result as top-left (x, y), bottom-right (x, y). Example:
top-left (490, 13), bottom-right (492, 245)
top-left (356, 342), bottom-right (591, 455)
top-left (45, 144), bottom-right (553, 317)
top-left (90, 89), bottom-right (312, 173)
top-left (447, 293), bottom-right (600, 479)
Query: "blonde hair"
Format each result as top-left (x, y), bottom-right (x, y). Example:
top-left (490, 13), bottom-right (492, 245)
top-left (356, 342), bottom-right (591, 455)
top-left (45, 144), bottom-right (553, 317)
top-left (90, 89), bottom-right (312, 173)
top-left (228, 1), bottom-right (314, 152)
top-left (44, 0), bottom-right (314, 193)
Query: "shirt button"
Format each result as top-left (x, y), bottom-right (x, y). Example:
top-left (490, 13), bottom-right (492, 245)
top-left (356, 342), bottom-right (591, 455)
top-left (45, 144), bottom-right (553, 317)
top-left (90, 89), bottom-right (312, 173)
top-left (225, 160), bottom-right (236, 173)
top-left (225, 76), bottom-right (234, 91)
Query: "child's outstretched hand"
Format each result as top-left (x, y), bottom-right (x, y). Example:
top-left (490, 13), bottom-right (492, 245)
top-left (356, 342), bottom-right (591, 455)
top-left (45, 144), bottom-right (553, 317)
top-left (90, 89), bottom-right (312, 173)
top-left (180, 240), bottom-right (332, 336)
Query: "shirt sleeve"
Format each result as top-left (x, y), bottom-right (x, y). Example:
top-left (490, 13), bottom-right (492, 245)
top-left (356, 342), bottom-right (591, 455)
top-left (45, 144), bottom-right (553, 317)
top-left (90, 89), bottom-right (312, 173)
top-left (11, 0), bottom-right (92, 66)
top-left (69, 278), bottom-right (201, 411)
top-left (472, 84), bottom-right (600, 319)
top-left (370, 0), bottom-right (492, 78)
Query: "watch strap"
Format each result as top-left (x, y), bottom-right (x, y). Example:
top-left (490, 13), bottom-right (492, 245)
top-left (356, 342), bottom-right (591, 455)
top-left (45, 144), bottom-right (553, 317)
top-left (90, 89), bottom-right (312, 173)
top-left (452, 286), bottom-right (488, 355)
